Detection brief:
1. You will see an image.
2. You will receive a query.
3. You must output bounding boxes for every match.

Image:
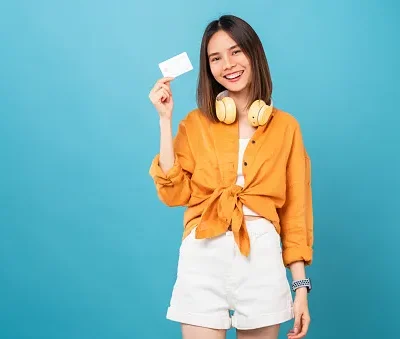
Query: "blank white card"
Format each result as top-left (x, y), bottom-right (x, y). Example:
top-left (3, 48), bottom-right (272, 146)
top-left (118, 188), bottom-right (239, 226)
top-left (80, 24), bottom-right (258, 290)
top-left (158, 52), bottom-right (193, 78)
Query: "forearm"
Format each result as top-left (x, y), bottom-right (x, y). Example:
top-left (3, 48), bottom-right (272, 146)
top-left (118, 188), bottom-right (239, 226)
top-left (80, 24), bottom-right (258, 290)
top-left (149, 117), bottom-right (193, 206)
top-left (289, 260), bottom-right (306, 280)
top-left (159, 117), bottom-right (175, 174)
top-left (289, 260), bottom-right (308, 296)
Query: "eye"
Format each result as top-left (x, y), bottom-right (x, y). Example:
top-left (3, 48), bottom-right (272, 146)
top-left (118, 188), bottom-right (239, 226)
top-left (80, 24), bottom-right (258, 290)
top-left (211, 57), bottom-right (220, 62)
top-left (233, 49), bottom-right (241, 55)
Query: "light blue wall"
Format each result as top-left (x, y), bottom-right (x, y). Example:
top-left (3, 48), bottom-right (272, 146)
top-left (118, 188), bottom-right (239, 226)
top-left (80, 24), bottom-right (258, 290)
top-left (1, 1), bottom-right (399, 338)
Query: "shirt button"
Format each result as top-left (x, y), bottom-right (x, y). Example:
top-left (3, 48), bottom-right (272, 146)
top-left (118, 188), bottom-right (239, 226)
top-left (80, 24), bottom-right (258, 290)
top-left (251, 140), bottom-right (255, 144)
top-left (244, 161), bottom-right (247, 166)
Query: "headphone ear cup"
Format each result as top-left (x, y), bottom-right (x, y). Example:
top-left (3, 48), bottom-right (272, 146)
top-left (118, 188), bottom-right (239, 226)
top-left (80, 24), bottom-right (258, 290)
top-left (222, 97), bottom-right (236, 124)
top-left (248, 100), bottom-right (273, 126)
top-left (257, 102), bottom-right (273, 126)
top-left (216, 97), bottom-right (236, 124)
top-left (216, 99), bottom-right (227, 122)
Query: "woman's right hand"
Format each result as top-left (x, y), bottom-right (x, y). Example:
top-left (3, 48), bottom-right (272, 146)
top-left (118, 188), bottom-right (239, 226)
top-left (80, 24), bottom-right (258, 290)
top-left (149, 77), bottom-right (175, 120)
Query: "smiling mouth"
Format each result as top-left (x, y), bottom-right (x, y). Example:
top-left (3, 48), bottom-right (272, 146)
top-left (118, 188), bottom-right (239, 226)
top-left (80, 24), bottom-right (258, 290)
top-left (224, 70), bottom-right (244, 80)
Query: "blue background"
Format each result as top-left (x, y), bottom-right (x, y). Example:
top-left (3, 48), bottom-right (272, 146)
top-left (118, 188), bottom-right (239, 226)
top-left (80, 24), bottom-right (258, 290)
top-left (1, 1), bottom-right (399, 338)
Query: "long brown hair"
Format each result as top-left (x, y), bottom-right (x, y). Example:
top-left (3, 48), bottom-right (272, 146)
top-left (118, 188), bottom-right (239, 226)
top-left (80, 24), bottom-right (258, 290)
top-left (196, 15), bottom-right (273, 123)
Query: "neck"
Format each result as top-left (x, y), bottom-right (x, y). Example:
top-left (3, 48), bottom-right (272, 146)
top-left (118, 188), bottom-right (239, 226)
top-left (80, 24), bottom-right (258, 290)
top-left (228, 89), bottom-right (250, 117)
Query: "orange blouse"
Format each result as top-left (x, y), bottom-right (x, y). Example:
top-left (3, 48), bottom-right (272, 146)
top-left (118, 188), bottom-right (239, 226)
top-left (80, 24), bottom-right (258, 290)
top-left (149, 107), bottom-right (314, 267)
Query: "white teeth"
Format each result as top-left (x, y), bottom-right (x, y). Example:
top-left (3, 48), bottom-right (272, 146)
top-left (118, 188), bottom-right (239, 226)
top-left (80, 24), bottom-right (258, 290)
top-left (225, 71), bottom-right (243, 79)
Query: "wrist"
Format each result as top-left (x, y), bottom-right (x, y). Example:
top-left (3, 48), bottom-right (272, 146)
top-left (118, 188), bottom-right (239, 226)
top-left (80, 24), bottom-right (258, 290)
top-left (295, 287), bottom-right (308, 296)
top-left (291, 278), bottom-right (312, 294)
top-left (159, 117), bottom-right (172, 131)
top-left (159, 116), bottom-right (172, 124)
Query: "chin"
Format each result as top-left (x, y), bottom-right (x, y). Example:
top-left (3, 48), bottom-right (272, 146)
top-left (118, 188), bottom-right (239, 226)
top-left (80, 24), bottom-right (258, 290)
top-left (220, 76), bottom-right (250, 94)
top-left (223, 82), bottom-right (249, 94)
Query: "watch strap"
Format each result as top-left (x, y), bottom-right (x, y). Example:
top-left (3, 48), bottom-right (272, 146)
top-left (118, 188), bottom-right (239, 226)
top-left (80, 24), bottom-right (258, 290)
top-left (292, 278), bottom-right (312, 293)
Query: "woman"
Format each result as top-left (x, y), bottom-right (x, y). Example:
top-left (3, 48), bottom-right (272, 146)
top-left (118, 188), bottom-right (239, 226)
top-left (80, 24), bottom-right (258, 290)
top-left (148, 15), bottom-right (314, 339)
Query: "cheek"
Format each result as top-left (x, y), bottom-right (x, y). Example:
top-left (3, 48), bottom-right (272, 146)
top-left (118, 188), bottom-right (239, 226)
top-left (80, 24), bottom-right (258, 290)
top-left (243, 60), bottom-right (251, 71)
top-left (209, 63), bottom-right (222, 78)
top-left (240, 56), bottom-right (251, 71)
top-left (244, 64), bottom-right (252, 80)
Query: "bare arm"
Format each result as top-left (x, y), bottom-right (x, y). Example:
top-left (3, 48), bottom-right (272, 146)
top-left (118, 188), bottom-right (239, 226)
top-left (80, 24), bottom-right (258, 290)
top-left (289, 260), bottom-right (307, 295)
top-left (148, 77), bottom-right (193, 206)
top-left (159, 117), bottom-right (175, 174)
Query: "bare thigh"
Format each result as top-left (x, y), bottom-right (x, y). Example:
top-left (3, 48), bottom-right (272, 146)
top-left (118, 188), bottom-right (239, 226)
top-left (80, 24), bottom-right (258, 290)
top-left (236, 324), bottom-right (280, 339)
top-left (181, 324), bottom-right (227, 339)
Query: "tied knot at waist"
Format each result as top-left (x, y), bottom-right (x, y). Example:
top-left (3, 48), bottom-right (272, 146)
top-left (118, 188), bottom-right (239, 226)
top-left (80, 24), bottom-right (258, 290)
top-left (195, 184), bottom-right (251, 256)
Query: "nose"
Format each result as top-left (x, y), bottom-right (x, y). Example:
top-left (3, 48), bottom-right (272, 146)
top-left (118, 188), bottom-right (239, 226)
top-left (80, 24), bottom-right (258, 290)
top-left (222, 55), bottom-right (236, 70)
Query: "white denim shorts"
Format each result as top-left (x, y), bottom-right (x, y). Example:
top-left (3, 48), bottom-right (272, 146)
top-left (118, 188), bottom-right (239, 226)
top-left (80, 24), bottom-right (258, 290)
top-left (166, 218), bottom-right (294, 330)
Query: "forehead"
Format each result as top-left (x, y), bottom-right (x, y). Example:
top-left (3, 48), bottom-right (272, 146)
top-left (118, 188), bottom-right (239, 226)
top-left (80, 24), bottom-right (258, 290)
top-left (207, 30), bottom-right (237, 54)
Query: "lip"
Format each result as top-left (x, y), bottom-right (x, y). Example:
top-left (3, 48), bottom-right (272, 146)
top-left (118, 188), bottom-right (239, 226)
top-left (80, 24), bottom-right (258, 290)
top-left (223, 70), bottom-right (244, 78)
top-left (223, 70), bottom-right (244, 82)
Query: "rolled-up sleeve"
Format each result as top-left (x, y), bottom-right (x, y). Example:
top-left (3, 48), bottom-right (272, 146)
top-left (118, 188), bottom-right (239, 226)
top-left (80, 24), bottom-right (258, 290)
top-left (279, 123), bottom-right (314, 267)
top-left (149, 121), bottom-right (194, 207)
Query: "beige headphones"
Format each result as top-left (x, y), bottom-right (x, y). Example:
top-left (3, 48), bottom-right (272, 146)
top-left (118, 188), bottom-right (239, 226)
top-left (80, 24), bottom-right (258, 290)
top-left (215, 90), bottom-right (273, 127)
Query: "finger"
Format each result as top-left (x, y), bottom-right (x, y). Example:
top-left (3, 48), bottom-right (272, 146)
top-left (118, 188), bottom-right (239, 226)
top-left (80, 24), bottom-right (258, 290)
top-left (293, 314), bottom-right (301, 334)
top-left (288, 318), bottom-right (309, 339)
top-left (287, 329), bottom-right (295, 338)
top-left (149, 89), bottom-right (167, 104)
top-left (151, 83), bottom-right (172, 97)
top-left (165, 81), bottom-right (172, 91)
top-left (288, 332), bottom-right (303, 339)
top-left (158, 89), bottom-right (170, 103)
top-left (288, 332), bottom-right (305, 339)
top-left (157, 77), bottom-right (175, 85)
top-left (297, 317), bottom-right (310, 338)
top-left (157, 83), bottom-right (172, 96)
top-left (287, 315), bottom-right (301, 339)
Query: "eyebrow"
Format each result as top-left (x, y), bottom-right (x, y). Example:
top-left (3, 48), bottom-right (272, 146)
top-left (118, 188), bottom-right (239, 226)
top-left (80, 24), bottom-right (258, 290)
top-left (208, 44), bottom-right (239, 58)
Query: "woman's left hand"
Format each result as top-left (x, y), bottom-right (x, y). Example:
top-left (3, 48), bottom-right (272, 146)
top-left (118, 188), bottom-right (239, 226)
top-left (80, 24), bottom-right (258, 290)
top-left (287, 289), bottom-right (311, 338)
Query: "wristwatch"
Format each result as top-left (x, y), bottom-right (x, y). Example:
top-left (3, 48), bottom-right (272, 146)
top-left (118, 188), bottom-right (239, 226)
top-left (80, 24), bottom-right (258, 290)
top-left (292, 278), bottom-right (312, 293)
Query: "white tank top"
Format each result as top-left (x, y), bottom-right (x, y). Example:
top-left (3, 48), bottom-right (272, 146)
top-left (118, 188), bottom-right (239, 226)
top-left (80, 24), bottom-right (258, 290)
top-left (235, 138), bottom-right (260, 217)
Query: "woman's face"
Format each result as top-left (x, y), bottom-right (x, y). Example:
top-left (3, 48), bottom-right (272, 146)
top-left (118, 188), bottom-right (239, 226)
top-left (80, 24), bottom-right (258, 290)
top-left (207, 30), bottom-right (252, 93)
